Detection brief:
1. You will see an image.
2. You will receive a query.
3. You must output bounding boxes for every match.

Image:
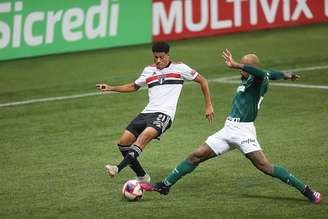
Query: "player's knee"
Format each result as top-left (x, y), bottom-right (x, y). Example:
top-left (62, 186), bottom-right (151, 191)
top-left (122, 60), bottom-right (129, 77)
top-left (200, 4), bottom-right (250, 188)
top-left (136, 132), bottom-right (157, 146)
top-left (117, 130), bottom-right (136, 146)
top-left (118, 137), bottom-right (131, 146)
top-left (247, 151), bottom-right (273, 175)
top-left (118, 139), bottom-right (127, 146)
top-left (135, 136), bottom-right (150, 148)
top-left (255, 160), bottom-right (273, 175)
top-left (187, 151), bottom-right (204, 165)
top-left (187, 155), bottom-right (199, 165)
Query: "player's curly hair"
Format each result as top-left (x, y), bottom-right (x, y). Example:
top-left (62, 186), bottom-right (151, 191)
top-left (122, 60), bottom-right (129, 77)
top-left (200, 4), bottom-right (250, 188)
top-left (152, 41), bottom-right (170, 53)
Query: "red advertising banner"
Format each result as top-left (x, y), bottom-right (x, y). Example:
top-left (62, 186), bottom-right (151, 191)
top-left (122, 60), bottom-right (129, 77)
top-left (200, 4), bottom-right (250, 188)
top-left (152, 0), bottom-right (328, 41)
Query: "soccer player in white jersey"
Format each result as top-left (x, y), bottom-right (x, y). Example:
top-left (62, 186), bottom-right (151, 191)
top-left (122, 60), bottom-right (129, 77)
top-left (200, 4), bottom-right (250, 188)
top-left (96, 42), bottom-right (214, 182)
top-left (149, 49), bottom-right (321, 204)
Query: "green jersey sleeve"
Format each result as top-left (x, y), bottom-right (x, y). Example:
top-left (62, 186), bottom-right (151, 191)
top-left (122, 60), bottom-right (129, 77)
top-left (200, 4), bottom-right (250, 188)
top-left (267, 70), bottom-right (285, 80)
top-left (242, 64), bottom-right (266, 79)
top-left (242, 64), bottom-right (285, 80)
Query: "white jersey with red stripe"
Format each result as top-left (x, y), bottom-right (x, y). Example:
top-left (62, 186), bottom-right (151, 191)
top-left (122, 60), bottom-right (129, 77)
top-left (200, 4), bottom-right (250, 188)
top-left (134, 62), bottom-right (198, 120)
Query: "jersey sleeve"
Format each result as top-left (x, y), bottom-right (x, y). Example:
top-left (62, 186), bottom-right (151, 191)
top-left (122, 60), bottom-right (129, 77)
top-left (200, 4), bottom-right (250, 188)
top-left (243, 64), bottom-right (285, 81)
top-left (267, 70), bottom-right (285, 80)
top-left (242, 64), bottom-right (266, 79)
top-left (134, 68), bottom-right (148, 87)
top-left (179, 63), bottom-right (199, 80)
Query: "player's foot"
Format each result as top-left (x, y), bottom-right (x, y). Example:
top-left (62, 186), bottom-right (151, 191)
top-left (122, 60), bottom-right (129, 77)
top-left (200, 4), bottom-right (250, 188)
top-left (138, 182), bottom-right (154, 192)
top-left (302, 185), bottom-right (321, 204)
top-left (105, 164), bottom-right (118, 177)
top-left (153, 182), bottom-right (170, 195)
top-left (135, 173), bottom-right (151, 183)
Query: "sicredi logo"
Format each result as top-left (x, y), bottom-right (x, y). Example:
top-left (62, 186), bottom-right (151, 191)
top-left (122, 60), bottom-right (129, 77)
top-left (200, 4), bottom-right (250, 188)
top-left (0, 0), bottom-right (119, 49)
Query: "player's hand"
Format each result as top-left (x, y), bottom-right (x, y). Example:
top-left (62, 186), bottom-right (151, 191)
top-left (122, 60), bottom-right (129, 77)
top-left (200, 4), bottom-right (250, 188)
top-left (96, 83), bottom-right (113, 92)
top-left (283, 72), bottom-right (300, 81)
top-left (222, 49), bottom-right (240, 69)
top-left (205, 104), bottom-right (214, 124)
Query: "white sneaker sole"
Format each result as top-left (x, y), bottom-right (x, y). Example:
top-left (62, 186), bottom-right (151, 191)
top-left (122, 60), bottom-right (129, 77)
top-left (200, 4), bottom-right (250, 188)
top-left (105, 165), bottom-right (118, 177)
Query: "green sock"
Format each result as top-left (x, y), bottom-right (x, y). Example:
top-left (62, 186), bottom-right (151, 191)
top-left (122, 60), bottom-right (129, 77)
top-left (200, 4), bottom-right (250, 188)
top-left (272, 165), bottom-right (306, 192)
top-left (163, 159), bottom-right (197, 186)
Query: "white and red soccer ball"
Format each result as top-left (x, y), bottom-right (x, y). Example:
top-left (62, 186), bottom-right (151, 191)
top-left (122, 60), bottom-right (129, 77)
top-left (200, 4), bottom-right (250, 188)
top-left (122, 179), bottom-right (144, 201)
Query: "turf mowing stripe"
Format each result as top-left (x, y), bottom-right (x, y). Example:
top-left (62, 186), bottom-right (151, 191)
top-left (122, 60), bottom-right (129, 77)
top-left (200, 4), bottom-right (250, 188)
top-left (213, 64), bottom-right (328, 82)
top-left (1, 64), bottom-right (328, 108)
top-left (218, 80), bottom-right (328, 90)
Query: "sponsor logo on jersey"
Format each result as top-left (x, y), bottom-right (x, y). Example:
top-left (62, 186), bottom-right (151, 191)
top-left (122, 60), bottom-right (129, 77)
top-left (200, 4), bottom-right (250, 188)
top-left (158, 74), bottom-right (166, 84)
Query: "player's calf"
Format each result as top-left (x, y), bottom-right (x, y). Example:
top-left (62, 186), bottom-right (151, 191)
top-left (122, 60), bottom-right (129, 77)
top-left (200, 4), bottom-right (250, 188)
top-left (118, 144), bottom-right (147, 178)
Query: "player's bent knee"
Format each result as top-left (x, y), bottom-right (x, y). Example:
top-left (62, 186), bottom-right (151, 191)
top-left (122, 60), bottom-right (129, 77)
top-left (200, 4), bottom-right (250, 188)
top-left (255, 161), bottom-right (273, 175)
top-left (187, 154), bottom-right (201, 165)
top-left (118, 130), bottom-right (136, 146)
top-left (246, 150), bottom-right (273, 175)
top-left (135, 135), bottom-right (153, 147)
top-left (187, 151), bottom-right (205, 165)
top-left (118, 139), bottom-right (129, 146)
top-left (138, 128), bottom-right (159, 142)
top-left (187, 143), bottom-right (216, 165)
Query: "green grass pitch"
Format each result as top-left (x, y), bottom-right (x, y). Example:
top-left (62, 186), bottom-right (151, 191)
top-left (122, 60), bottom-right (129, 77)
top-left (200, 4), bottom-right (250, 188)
top-left (1, 24), bottom-right (328, 218)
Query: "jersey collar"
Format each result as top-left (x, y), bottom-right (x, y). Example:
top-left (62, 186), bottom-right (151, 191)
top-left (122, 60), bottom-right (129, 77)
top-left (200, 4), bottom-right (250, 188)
top-left (157, 61), bottom-right (172, 70)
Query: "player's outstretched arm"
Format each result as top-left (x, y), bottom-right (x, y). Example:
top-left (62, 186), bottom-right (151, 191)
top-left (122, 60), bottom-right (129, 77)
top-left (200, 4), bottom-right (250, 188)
top-left (223, 49), bottom-right (300, 81)
top-left (222, 49), bottom-right (244, 69)
top-left (222, 49), bottom-right (267, 79)
top-left (193, 74), bottom-right (214, 123)
top-left (267, 70), bottom-right (300, 81)
top-left (96, 82), bottom-right (140, 93)
top-left (282, 72), bottom-right (300, 81)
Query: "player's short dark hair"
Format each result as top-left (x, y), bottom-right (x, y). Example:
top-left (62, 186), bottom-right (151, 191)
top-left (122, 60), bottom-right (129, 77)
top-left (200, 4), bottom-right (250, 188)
top-left (152, 41), bottom-right (170, 53)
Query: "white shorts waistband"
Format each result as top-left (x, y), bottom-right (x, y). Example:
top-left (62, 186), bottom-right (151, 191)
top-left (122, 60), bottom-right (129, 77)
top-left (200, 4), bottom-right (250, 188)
top-left (225, 118), bottom-right (254, 126)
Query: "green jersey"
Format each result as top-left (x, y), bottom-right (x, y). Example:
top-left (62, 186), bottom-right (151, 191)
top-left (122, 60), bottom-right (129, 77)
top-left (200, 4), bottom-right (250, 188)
top-left (228, 64), bottom-right (284, 122)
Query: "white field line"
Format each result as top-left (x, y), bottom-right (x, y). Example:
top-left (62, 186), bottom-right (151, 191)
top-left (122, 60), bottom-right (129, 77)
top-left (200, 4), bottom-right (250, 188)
top-left (284, 65), bottom-right (328, 72)
top-left (1, 65), bottom-right (328, 108)
top-left (0, 92), bottom-right (104, 107)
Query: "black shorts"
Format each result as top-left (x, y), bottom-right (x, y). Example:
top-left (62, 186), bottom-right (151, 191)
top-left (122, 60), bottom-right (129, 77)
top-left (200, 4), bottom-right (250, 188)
top-left (126, 112), bottom-right (172, 139)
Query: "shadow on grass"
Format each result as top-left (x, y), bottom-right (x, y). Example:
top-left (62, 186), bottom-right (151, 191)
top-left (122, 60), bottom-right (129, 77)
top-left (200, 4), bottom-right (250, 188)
top-left (241, 193), bottom-right (308, 203)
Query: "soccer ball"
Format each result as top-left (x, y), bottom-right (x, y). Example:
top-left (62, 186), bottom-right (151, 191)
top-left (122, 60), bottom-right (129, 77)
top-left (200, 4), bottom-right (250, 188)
top-left (122, 179), bottom-right (144, 201)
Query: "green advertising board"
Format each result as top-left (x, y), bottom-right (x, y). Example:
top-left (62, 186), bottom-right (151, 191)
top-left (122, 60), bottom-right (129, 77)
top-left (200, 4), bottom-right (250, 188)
top-left (0, 0), bottom-right (152, 61)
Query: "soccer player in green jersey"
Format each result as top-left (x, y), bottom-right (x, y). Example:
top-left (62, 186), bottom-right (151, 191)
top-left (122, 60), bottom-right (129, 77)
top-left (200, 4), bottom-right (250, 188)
top-left (145, 49), bottom-right (321, 204)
